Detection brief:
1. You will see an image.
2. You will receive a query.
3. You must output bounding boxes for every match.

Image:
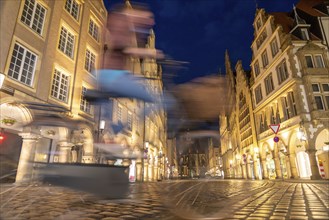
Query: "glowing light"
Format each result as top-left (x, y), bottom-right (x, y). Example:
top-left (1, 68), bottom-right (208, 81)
top-left (99, 120), bottom-right (105, 130)
top-left (0, 73), bottom-right (5, 89)
top-left (254, 147), bottom-right (259, 153)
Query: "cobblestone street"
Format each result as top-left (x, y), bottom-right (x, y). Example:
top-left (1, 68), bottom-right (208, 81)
top-left (1, 179), bottom-right (328, 220)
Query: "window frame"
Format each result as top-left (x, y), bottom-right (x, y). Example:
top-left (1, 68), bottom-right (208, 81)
top-left (21, 0), bottom-right (47, 35)
top-left (270, 38), bottom-right (279, 57)
top-left (262, 50), bottom-right (269, 67)
top-left (8, 42), bottom-right (37, 87)
top-left (84, 48), bottom-right (96, 75)
top-left (88, 18), bottom-right (99, 42)
top-left (314, 96), bottom-right (325, 110)
top-left (127, 112), bottom-right (132, 131)
top-left (254, 60), bottom-right (260, 77)
top-left (264, 73), bottom-right (274, 95)
top-left (117, 104), bottom-right (122, 122)
top-left (51, 68), bottom-right (70, 103)
top-left (301, 28), bottom-right (309, 40)
top-left (255, 84), bottom-right (263, 104)
top-left (314, 54), bottom-right (325, 68)
top-left (64, 0), bottom-right (80, 21)
top-left (276, 60), bottom-right (289, 84)
top-left (305, 55), bottom-right (314, 68)
top-left (58, 25), bottom-right (76, 59)
top-left (80, 86), bottom-right (92, 114)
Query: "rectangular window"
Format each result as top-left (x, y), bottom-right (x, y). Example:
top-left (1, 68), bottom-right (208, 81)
top-left (85, 49), bottom-right (96, 75)
top-left (288, 92), bottom-right (297, 116)
top-left (51, 69), bottom-right (70, 102)
top-left (65, 0), bottom-right (80, 20)
top-left (262, 50), bottom-right (269, 67)
top-left (325, 96), bottom-right (329, 109)
top-left (254, 61), bottom-right (260, 77)
top-left (264, 74), bottom-right (274, 95)
top-left (314, 55), bottom-right (325, 68)
top-left (80, 87), bottom-right (92, 114)
top-left (276, 103), bottom-right (281, 123)
top-left (322, 83), bottom-right (329, 92)
top-left (283, 96), bottom-right (290, 119)
top-left (276, 60), bottom-right (288, 84)
top-left (314, 96), bottom-right (324, 110)
top-left (21, 0), bottom-right (46, 35)
top-left (89, 19), bottom-right (99, 41)
top-left (255, 85), bottom-right (263, 104)
top-left (305, 55), bottom-right (314, 68)
top-left (312, 83), bottom-right (320, 92)
top-left (58, 26), bottom-right (75, 58)
top-left (270, 38), bottom-right (279, 57)
top-left (270, 106), bottom-right (276, 124)
top-left (127, 112), bottom-right (132, 131)
top-left (8, 43), bottom-right (37, 86)
top-left (117, 104), bottom-right (122, 122)
top-left (301, 28), bottom-right (309, 40)
top-left (259, 114), bottom-right (265, 133)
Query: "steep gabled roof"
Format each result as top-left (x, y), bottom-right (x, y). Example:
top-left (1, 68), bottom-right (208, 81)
top-left (296, 0), bottom-right (327, 17)
top-left (269, 11), bottom-right (321, 41)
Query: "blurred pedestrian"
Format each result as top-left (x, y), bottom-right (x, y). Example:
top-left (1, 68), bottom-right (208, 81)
top-left (104, 3), bottom-right (163, 71)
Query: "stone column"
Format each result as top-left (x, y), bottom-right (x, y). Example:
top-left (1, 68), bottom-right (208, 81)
top-left (135, 160), bottom-right (142, 182)
top-left (58, 144), bottom-right (71, 163)
top-left (287, 153), bottom-right (298, 178)
top-left (307, 149), bottom-right (321, 180)
top-left (262, 159), bottom-right (268, 179)
top-left (273, 152), bottom-right (281, 178)
top-left (15, 133), bottom-right (40, 184)
top-left (144, 162), bottom-right (148, 181)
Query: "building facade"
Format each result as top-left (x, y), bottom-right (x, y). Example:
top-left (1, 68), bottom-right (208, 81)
top-left (220, 0), bottom-right (329, 180)
top-left (0, 0), bottom-right (107, 183)
top-left (0, 0), bottom-right (167, 183)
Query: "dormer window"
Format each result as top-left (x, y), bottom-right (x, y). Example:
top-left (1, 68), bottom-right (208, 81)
top-left (300, 28), bottom-right (309, 40)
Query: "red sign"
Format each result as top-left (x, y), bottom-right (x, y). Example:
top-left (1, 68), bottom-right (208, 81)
top-left (269, 124), bottom-right (280, 134)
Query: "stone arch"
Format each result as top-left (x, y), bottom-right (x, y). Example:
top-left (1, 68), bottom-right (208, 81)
top-left (289, 130), bottom-right (306, 154)
top-left (0, 101), bottom-right (33, 132)
top-left (260, 142), bottom-right (272, 159)
top-left (315, 128), bottom-right (329, 153)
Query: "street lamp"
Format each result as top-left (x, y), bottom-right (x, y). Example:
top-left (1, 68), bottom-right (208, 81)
top-left (99, 120), bottom-right (105, 133)
top-left (297, 122), bottom-right (307, 142)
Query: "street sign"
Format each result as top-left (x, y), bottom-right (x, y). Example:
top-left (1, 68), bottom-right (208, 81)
top-left (274, 136), bottom-right (280, 143)
top-left (269, 124), bottom-right (280, 134)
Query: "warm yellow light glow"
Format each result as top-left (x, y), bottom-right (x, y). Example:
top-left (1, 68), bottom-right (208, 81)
top-left (282, 130), bottom-right (290, 140)
top-left (229, 160), bottom-right (233, 164)
top-left (235, 154), bottom-right (240, 160)
top-left (254, 147), bottom-right (259, 153)
top-left (0, 73), bottom-right (5, 89)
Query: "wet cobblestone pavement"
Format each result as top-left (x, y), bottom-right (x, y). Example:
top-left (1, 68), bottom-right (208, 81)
top-left (1, 179), bottom-right (328, 219)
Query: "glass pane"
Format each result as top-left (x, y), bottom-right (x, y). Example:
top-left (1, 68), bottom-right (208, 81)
top-left (305, 56), bottom-right (314, 68)
top-left (312, 84), bottom-right (320, 92)
top-left (322, 84), bottom-right (329, 92)
top-left (315, 96), bottom-right (324, 110)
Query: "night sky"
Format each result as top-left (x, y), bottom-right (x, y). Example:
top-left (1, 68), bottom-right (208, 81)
top-left (104, 0), bottom-right (299, 84)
